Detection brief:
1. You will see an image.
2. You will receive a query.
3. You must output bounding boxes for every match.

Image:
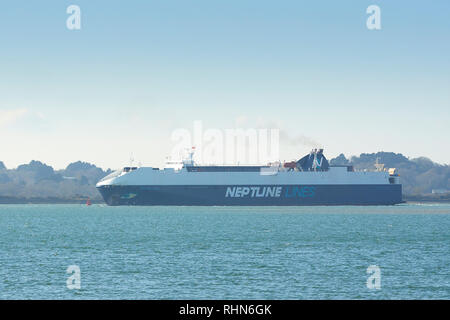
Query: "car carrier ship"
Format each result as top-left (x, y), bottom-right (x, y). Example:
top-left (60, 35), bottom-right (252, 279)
top-left (96, 148), bottom-right (402, 206)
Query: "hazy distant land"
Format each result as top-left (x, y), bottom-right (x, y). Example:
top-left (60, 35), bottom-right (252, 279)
top-left (0, 152), bottom-right (449, 204)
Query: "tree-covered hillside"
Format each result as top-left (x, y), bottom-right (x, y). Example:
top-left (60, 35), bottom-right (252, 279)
top-left (329, 152), bottom-right (450, 195)
top-left (0, 152), bottom-right (449, 203)
top-left (0, 161), bottom-right (111, 202)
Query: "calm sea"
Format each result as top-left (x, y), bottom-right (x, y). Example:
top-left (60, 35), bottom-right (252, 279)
top-left (0, 204), bottom-right (449, 299)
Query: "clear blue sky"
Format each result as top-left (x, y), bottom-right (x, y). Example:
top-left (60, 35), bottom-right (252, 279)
top-left (0, 0), bottom-right (449, 169)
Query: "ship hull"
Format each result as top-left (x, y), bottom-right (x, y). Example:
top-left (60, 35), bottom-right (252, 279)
top-left (97, 184), bottom-right (402, 206)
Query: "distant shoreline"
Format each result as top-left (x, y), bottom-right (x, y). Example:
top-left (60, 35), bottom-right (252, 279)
top-left (0, 197), bottom-right (449, 205)
top-left (0, 197), bottom-right (104, 205)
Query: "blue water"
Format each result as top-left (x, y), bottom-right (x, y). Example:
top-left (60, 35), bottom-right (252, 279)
top-left (0, 204), bottom-right (449, 299)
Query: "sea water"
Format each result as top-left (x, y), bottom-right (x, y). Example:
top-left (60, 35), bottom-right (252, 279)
top-left (0, 204), bottom-right (449, 299)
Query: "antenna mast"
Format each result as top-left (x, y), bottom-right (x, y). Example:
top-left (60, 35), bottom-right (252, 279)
top-left (374, 157), bottom-right (384, 171)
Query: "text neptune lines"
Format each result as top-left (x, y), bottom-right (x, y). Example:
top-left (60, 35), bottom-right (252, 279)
top-left (225, 186), bottom-right (316, 198)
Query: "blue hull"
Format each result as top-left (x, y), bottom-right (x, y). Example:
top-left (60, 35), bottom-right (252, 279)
top-left (97, 184), bottom-right (402, 206)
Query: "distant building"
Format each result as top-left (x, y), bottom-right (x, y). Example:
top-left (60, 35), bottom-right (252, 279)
top-left (432, 189), bottom-right (449, 194)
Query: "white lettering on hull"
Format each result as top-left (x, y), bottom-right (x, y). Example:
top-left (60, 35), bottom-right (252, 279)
top-left (225, 186), bottom-right (282, 198)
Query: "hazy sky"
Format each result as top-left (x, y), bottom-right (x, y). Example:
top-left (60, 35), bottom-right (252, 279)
top-left (0, 1), bottom-right (449, 169)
